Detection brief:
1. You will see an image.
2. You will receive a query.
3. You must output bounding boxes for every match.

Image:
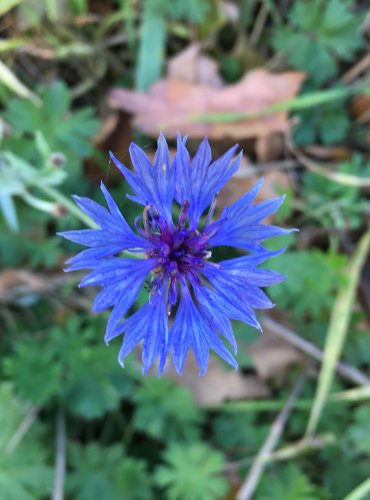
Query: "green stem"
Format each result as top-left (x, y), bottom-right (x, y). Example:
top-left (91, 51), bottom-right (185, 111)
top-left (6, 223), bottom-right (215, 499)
top-left (188, 83), bottom-right (369, 124)
top-left (33, 182), bottom-right (96, 228)
top-left (209, 386), bottom-right (370, 413)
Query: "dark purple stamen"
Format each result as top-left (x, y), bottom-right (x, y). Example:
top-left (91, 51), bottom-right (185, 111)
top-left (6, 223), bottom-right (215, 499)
top-left (144, 201), bottom-right (211, 309)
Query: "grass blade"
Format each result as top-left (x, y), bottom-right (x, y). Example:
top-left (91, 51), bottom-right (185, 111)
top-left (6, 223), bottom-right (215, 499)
top-left (0, 0), bottom-right (22, 16)
top-left (306, 230), bottom-right (370, 436)
top-left (135, 2), bottom-right (166, 91)
top-left (344, 477), bottom-right (370, 500)
top-left (0, 60), bottom-right (40, 104)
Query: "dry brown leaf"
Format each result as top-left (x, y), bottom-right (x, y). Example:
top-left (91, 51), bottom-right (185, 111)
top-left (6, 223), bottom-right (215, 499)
top-left (167, 43), bottom-right (223, 88)
top-left (246, 331), bottom-right (303, 381)
top-left (255, 134), bottom-right (285, 163)
top-left (0, 269), bottom-right (45, 299)
top-left (168, 353), bottom-right (270, 407)
top-left (108, 69), bottom-right (305, 140)
top-left (350, 94), bottom-right (370, 124)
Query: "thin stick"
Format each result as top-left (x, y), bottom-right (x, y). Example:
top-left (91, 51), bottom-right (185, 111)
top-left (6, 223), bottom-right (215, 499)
top-left (262, 317), bottom-right (370, 387)
top-left (52, 407), bottom-right (66, 500)
top-left (341, 52), bottom-right (370, 84)
top-left (5, 405), bottom-right (41, 453)
top-left (235, 374), bottom-right (306, 500)
top-left (225, 433), bottom-right (334, 471)
top-left (287, 136), bottom-right (370, 187)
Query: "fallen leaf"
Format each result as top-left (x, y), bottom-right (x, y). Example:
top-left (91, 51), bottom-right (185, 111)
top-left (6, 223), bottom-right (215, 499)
top-left (255, 133), bottom-right (284, 163)
top-left (350, 94), bottom-right (370, 124)
top-left (0, 269), bottom-right (45, 299)
top-left (167, 353), bottom-right (270, 407)
top-left (108, 69), bottom-right (305, 140)
top-left (167, 43), bottom-right (223, 88)
top-left (246, 331), bottom-right (303, 381)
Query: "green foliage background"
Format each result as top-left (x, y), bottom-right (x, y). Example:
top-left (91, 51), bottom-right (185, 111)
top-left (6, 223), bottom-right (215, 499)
top-left (0, 0), bottom-right (370, 499)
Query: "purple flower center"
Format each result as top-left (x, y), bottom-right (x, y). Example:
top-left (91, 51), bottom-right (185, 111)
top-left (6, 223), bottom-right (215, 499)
top-left (142, 201), bottom-right (211, 309)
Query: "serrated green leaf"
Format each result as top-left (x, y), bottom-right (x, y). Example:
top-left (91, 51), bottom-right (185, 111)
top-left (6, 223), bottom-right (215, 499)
top-left (268, 250), bottom-right (347, 321)
top-left (155, 442), bottom-right (228, 500)
top-left (67, 442), bottom-right (153, 500)
top-left (258, 464), bottom-right (321, 500)
top-left (347, 406), bottom-right (370, 456)
top-left (3, 81), bottom-right (100, 174)
top-left (272, 0), bottom-right (362, 84)
top-left (3, 342), bottom-right (62, 404)
top-left (133, 377), bottom-right (202, 441)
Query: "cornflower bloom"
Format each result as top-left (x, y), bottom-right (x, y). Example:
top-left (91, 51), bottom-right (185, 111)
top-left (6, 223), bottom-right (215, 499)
top-left (59, 134), bottom-right (294, 374)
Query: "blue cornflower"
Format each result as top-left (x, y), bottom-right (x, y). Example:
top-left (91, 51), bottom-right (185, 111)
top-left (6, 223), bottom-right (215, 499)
top-left (59, 134), bottom-right (294, 375)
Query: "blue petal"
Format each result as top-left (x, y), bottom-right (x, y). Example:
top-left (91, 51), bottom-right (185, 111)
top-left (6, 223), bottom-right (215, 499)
top-left (110, 134), bottom-right (175, 218)
top-left (58, 186), bottom-right (152, 260)
top-left (208, 181), bottom-right (296, 249)
top-left (203, 263), bottom-right (274, 309)
top-left (174, 134), bottom-right (240, 227)
top-left (65, 245), bottom-right (128, 271)
top-left (170, 285), bottom-right (237, 375)
top-left (194, 279), bottom-right (261, 330)
top-left (194, 285), bottom-right (237, 354)
top-left (109, 289), bottom-right (168, 374)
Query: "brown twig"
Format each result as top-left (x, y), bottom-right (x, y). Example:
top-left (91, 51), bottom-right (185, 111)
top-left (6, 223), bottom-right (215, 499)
top-left (235, 373), bottom-right (306, 500)
top-left (262, 316), bottom-right (370, 387)
top-left (341, 52), bottom-right (370, 84)
top-left (287, 134), bottom-right (370, 187)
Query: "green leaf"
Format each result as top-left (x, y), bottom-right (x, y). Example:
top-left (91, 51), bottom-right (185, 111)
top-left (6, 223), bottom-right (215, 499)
top-left (301, 158), bottom-right (368, 229)
top-left (3, 316), bottom-right (135, 416)
top-left (294, 98), bottom-right (350, 146)
top-left (0, 60), bottom-right (39, 103)
top-left (154, 442), bottom-right (228, 500)
top-left (3, 81), bottom-right (100, 173)
top-left (3, 341), bottom-right (62, 405)
top-left (67, 442), bottom-right (153, 500)
top-left (135, 1), bottom-right (166, 91)
top-left (272, 0), bottom-right (362, 84)
top-left (268, 250), bottom-right (347, 321)
top-left (258, 464), bottom-right (320, 500)
top-left (168, 0), bottom-right (210, 22)
top-left (347, 406), bottom-right (370, 456)
top-left (0, 194), bottom-right (18, 231)
top-left (211, 413), bottom-right (267, 452)
top-left (133, 377), bottom-right (202, 441)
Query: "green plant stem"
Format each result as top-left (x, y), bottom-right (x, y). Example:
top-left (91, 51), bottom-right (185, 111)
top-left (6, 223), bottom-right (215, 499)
top-left (306, 229), bottom-right (370, 436)
top-left (31, 182), bottom-right (96, 228)
top-left (211, 386), bottom-right (370, 413)
top-left (189, 83), bottom-right (369, 124)
top-left (225, 434), bottom-right (335, 471)
top-left (344, 478), bottom-right (370, 500)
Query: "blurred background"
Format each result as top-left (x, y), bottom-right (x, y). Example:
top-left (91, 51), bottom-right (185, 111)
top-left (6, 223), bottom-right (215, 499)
top-left (1, 1), bottom-right (370, 499)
